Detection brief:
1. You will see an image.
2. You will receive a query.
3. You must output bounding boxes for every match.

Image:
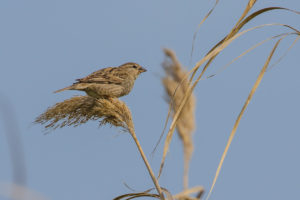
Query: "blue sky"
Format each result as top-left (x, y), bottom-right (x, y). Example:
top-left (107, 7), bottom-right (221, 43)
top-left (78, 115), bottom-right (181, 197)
top-left (0, 0), bottom-right (300, 200)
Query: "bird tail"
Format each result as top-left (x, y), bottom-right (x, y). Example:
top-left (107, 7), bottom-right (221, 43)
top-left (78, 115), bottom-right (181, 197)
top-left (53, 85), bottom-right (74, 93)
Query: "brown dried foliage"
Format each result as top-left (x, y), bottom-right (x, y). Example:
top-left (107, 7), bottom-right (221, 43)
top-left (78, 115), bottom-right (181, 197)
top-left (35, 96), bottom-right (133, 132)
top-left (162, 48), bottom-right (196, 190)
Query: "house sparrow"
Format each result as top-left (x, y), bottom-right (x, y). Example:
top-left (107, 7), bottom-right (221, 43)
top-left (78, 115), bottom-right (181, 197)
top-left (54, 62), bottom-right (147, 98)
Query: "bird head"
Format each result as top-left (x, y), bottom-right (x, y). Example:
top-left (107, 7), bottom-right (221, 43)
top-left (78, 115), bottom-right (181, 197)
top-left (120, 62), bottom-right (147, 75)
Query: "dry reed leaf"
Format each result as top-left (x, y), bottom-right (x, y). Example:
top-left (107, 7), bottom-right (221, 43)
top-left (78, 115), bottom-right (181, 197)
top-left (205, 6), bottom-right (300, 61)
top-left (160, 48), bottom-right (196, 190)
top-left (190, 6), bottom-right (300, 89)
top-left (113, 191), bottom-right (159, 200)
top-left (113, 187), bottom-right (174, 200)
top-left (205, 37), bottom-right (286, 200)
top-left (267, 35), bottom-right (300, 71)
top-left (159, 3), bottom-right (300, 153)
top-left (161, 11), bottom-right (300, 150)
top-left (173, 186), bottom-right (204, 200)
top-left (159, 23), bottom-right (283, 181)
top-left (159, 1), bottom-right (299, 196)
top-left (158, 0), bottom-right (256, 178)
top-left (160, 22), bottom-right (300, 181)
top-left (158, 0), bottom-right (257, 178)
top-left (190, 0), bottom-right (219, 64)
top-left (158, 0), bottom-right (264, 175)
top-left (190, 0), bottom-right (258, 81)
top-left (206, 32), bottom-right (298, 79)
top-left (35, 96), bottom-right (133, 132)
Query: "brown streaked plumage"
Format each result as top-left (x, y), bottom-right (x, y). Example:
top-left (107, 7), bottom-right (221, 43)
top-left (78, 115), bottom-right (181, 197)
top-left (54, 62), bottom-right (147, 98)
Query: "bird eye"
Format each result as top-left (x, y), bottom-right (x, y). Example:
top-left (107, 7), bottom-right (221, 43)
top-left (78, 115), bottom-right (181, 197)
top-left (133, 65), bottom-right (138, 68)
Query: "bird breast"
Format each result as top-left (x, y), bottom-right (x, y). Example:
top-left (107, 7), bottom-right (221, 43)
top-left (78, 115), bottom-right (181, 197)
top-left (120, 78), bottom-right (135, 96)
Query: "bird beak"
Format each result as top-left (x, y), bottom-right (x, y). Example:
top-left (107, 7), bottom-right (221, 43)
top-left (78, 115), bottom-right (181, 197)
top-left (140, 67), bottom-right (147, 73)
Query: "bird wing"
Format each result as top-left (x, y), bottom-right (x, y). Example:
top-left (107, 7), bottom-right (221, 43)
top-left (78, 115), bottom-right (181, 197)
top-left (76, 67), bottom-right (125, 85)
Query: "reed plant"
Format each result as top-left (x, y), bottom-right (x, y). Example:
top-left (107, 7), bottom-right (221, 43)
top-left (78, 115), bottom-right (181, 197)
top-left (33, 1), bottom-right (300, 200)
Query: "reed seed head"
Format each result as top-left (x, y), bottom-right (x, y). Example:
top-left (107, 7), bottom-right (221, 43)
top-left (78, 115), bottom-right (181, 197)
top-left (35, 96), bottom-right (133, 132)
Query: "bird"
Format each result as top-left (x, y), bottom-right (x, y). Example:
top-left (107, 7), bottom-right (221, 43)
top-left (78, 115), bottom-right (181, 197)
top-left (54, 62), bottom-right (147, 98)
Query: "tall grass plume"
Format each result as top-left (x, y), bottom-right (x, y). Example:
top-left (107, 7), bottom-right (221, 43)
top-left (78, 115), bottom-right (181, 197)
top-left (35, 96), bottom-right (133, 132)
top-left (162, 48), bottom-right (196, 190)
